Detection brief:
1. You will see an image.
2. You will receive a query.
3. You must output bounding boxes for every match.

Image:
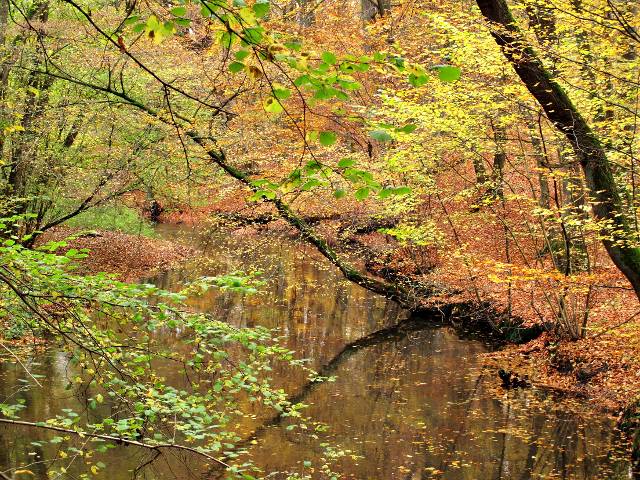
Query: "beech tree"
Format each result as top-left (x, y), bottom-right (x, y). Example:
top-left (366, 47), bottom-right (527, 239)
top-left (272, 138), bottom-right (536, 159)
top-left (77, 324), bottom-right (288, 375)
top-left (475, 0), bottom-right (640, 299)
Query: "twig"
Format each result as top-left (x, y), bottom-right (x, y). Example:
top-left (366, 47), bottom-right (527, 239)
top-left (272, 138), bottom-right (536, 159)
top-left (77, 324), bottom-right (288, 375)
top-left (591, 309), bottom-right (640, 339)
top-left (0, 342), bottom-right (43, 387)
top-left (0, 418), bottom-right (231, 469)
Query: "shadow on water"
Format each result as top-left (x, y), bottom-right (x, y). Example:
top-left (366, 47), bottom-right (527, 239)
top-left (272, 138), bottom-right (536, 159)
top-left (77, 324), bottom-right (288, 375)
top-left (0, 224), bottom-right (633, 479)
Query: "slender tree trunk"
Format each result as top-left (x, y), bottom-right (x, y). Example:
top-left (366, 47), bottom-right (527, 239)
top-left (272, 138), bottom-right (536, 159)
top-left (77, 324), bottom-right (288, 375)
top-left (528, 121), bottom-right (550, 209)
top-left (472, 155), bottom-right (488, 186)
top-left (475, 0), bottom-right (640, 300)
top-left (490, 122), bottom-right (507, 199)
top-left (0, 0), bottom-right (10, 158)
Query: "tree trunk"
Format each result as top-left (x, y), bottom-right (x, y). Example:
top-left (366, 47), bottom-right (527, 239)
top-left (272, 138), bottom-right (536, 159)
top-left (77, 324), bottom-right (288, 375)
top-left (0, 0), bottom-right (10, 157)
top-left (527, 120), bottom-right (550, 209)
top-left (361, 0), bottom-right (390, 22)
top-left (490, 122), bottom-right (507, 199)
top-left (475, 0), bottom-right (640, 300)
top-left (186, 131), bottom-right (434, 309)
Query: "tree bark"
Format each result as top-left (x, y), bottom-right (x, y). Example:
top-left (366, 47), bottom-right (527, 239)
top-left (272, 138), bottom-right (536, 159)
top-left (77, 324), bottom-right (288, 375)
top-left (475, 0), bottom-right (640, 300)
top-left (361, 0), bottom-right (390, 22)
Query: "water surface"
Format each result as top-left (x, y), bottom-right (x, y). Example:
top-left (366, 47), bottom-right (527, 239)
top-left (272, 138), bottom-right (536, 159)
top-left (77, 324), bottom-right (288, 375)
top-left (0, 225), bottom-right (632, 479)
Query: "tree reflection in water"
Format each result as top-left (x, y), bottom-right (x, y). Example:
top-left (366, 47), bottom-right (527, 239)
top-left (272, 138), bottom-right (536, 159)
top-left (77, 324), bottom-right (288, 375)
top-left (0, 226), bottom-right (632, 479)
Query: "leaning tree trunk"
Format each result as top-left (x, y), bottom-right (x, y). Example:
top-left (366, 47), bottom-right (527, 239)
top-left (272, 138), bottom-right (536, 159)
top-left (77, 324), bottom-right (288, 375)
top-left (475, 0), bottom-right (640, 300)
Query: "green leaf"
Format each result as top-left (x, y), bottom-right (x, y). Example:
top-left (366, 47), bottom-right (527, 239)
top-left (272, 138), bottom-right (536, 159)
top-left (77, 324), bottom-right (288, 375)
top-left (285, 39), bottom-right (302, 51)
top-left (170, 6), bottom-right (187, 16)
top-left (397, 124), bottom-right (417, 134)
top-left (124, 15), bottom-right (140, 25)
top-left (273, 85), bottom-right (291, 100)
top-left (379, 188), bottom-right (394, 199)
top-left (355, 187), bottom-right (370, 201)
top-left (337, 158), bottom-right (355, 168)
top-left (302, 179), bottom-right (322, 191)
top-left (220, 31), bottom-right (236, 48)
top-left (436, 65), bottom-right (461, 82)
top-left (319, 131), bottom-right (337, 146)
top-left (228, 62), bottom-right (245, 73)
top-left (313, 86), bottom-right (333, 101)
top-left (333, 189), bottom-right (346, 199)
top-left (321, 51), bottom-right (337, 65)
top-left (253, 1), bottom-right (269, 18)
top-left (408, 73), bottom-right (428, 87)
top-left (393, 186), bottom-right (412, 195)
top-left (235, 49), bottom-right (250, 60)
top-left (391, 55), bottom-right (405, 69)
top-left (370, 130), bottom-right (393, 142)
top-left (243, 26), bottom-right (263, 44)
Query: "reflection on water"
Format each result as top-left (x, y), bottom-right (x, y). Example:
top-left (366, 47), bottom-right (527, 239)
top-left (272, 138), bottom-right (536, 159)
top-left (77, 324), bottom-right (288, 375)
top-left (0, 225), bottom-right (632, 479)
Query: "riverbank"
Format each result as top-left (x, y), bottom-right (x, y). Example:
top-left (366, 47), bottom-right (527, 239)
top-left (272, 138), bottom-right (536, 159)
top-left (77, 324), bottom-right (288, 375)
top-left (162, 205), bottom-right (640, 416)
top-left (41, 217), bottom-right (640, 449)
top-left (36, 227), bottom-right (193, 282)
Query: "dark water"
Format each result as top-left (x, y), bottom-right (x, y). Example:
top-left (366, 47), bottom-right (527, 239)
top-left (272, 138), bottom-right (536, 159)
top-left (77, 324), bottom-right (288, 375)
top-left (0, 225), bottom-right (633, 479)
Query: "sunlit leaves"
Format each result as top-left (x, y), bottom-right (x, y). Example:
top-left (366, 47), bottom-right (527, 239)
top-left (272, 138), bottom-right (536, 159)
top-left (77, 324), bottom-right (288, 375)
top-left (0, 221), bottom-right (317, 472)
top-left (337, 158), bottom-right (355, 168)
top-left (435, 65), bottom-right (461, 82)
top-left (235, 49), bottom-right (251, 61)
top-left (272, 84), bottom-right (291, 100)
top-left (355, 187), bottom-right (370, 200)
top-left (408, 73), bottom-right (429, 87)
top-left (243, 26), bottom-right (264, 45)
top-left (378, 186), bottom-right (412, 199)
top-left (321, 51), bottom-right (337, 65)
top-left (170, 6), bottom-right (187, 17)
top-left (397, 124), bottom-right (417, 134)
top-left (143, 15), bottom-right (175, 44)
top-left (123, 15), bottom-right (139, 26)
top-left (263, 97), bottom-right (283, 115)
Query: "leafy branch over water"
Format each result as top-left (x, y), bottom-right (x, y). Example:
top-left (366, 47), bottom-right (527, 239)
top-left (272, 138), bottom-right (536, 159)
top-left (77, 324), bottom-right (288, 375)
top-left (0, 219), bottom-right (331, 478)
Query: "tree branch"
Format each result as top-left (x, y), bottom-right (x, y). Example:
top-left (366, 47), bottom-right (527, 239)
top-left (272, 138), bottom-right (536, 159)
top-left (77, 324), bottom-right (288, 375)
top-left (0, 418), bottom-right (231, 469)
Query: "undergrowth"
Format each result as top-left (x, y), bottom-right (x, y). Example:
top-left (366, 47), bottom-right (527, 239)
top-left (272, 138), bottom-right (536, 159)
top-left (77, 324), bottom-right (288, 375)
top-left (63, 203), bottom-right (156, 237)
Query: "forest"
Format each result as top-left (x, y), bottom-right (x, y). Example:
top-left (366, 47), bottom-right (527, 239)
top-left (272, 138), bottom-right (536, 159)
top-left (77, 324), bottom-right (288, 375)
top-left (0, 0), bottom-right (640, 477)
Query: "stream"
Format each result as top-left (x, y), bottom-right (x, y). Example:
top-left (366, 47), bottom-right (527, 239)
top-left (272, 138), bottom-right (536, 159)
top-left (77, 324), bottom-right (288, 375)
top-left (0, 224), bottom-right (634, 479)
